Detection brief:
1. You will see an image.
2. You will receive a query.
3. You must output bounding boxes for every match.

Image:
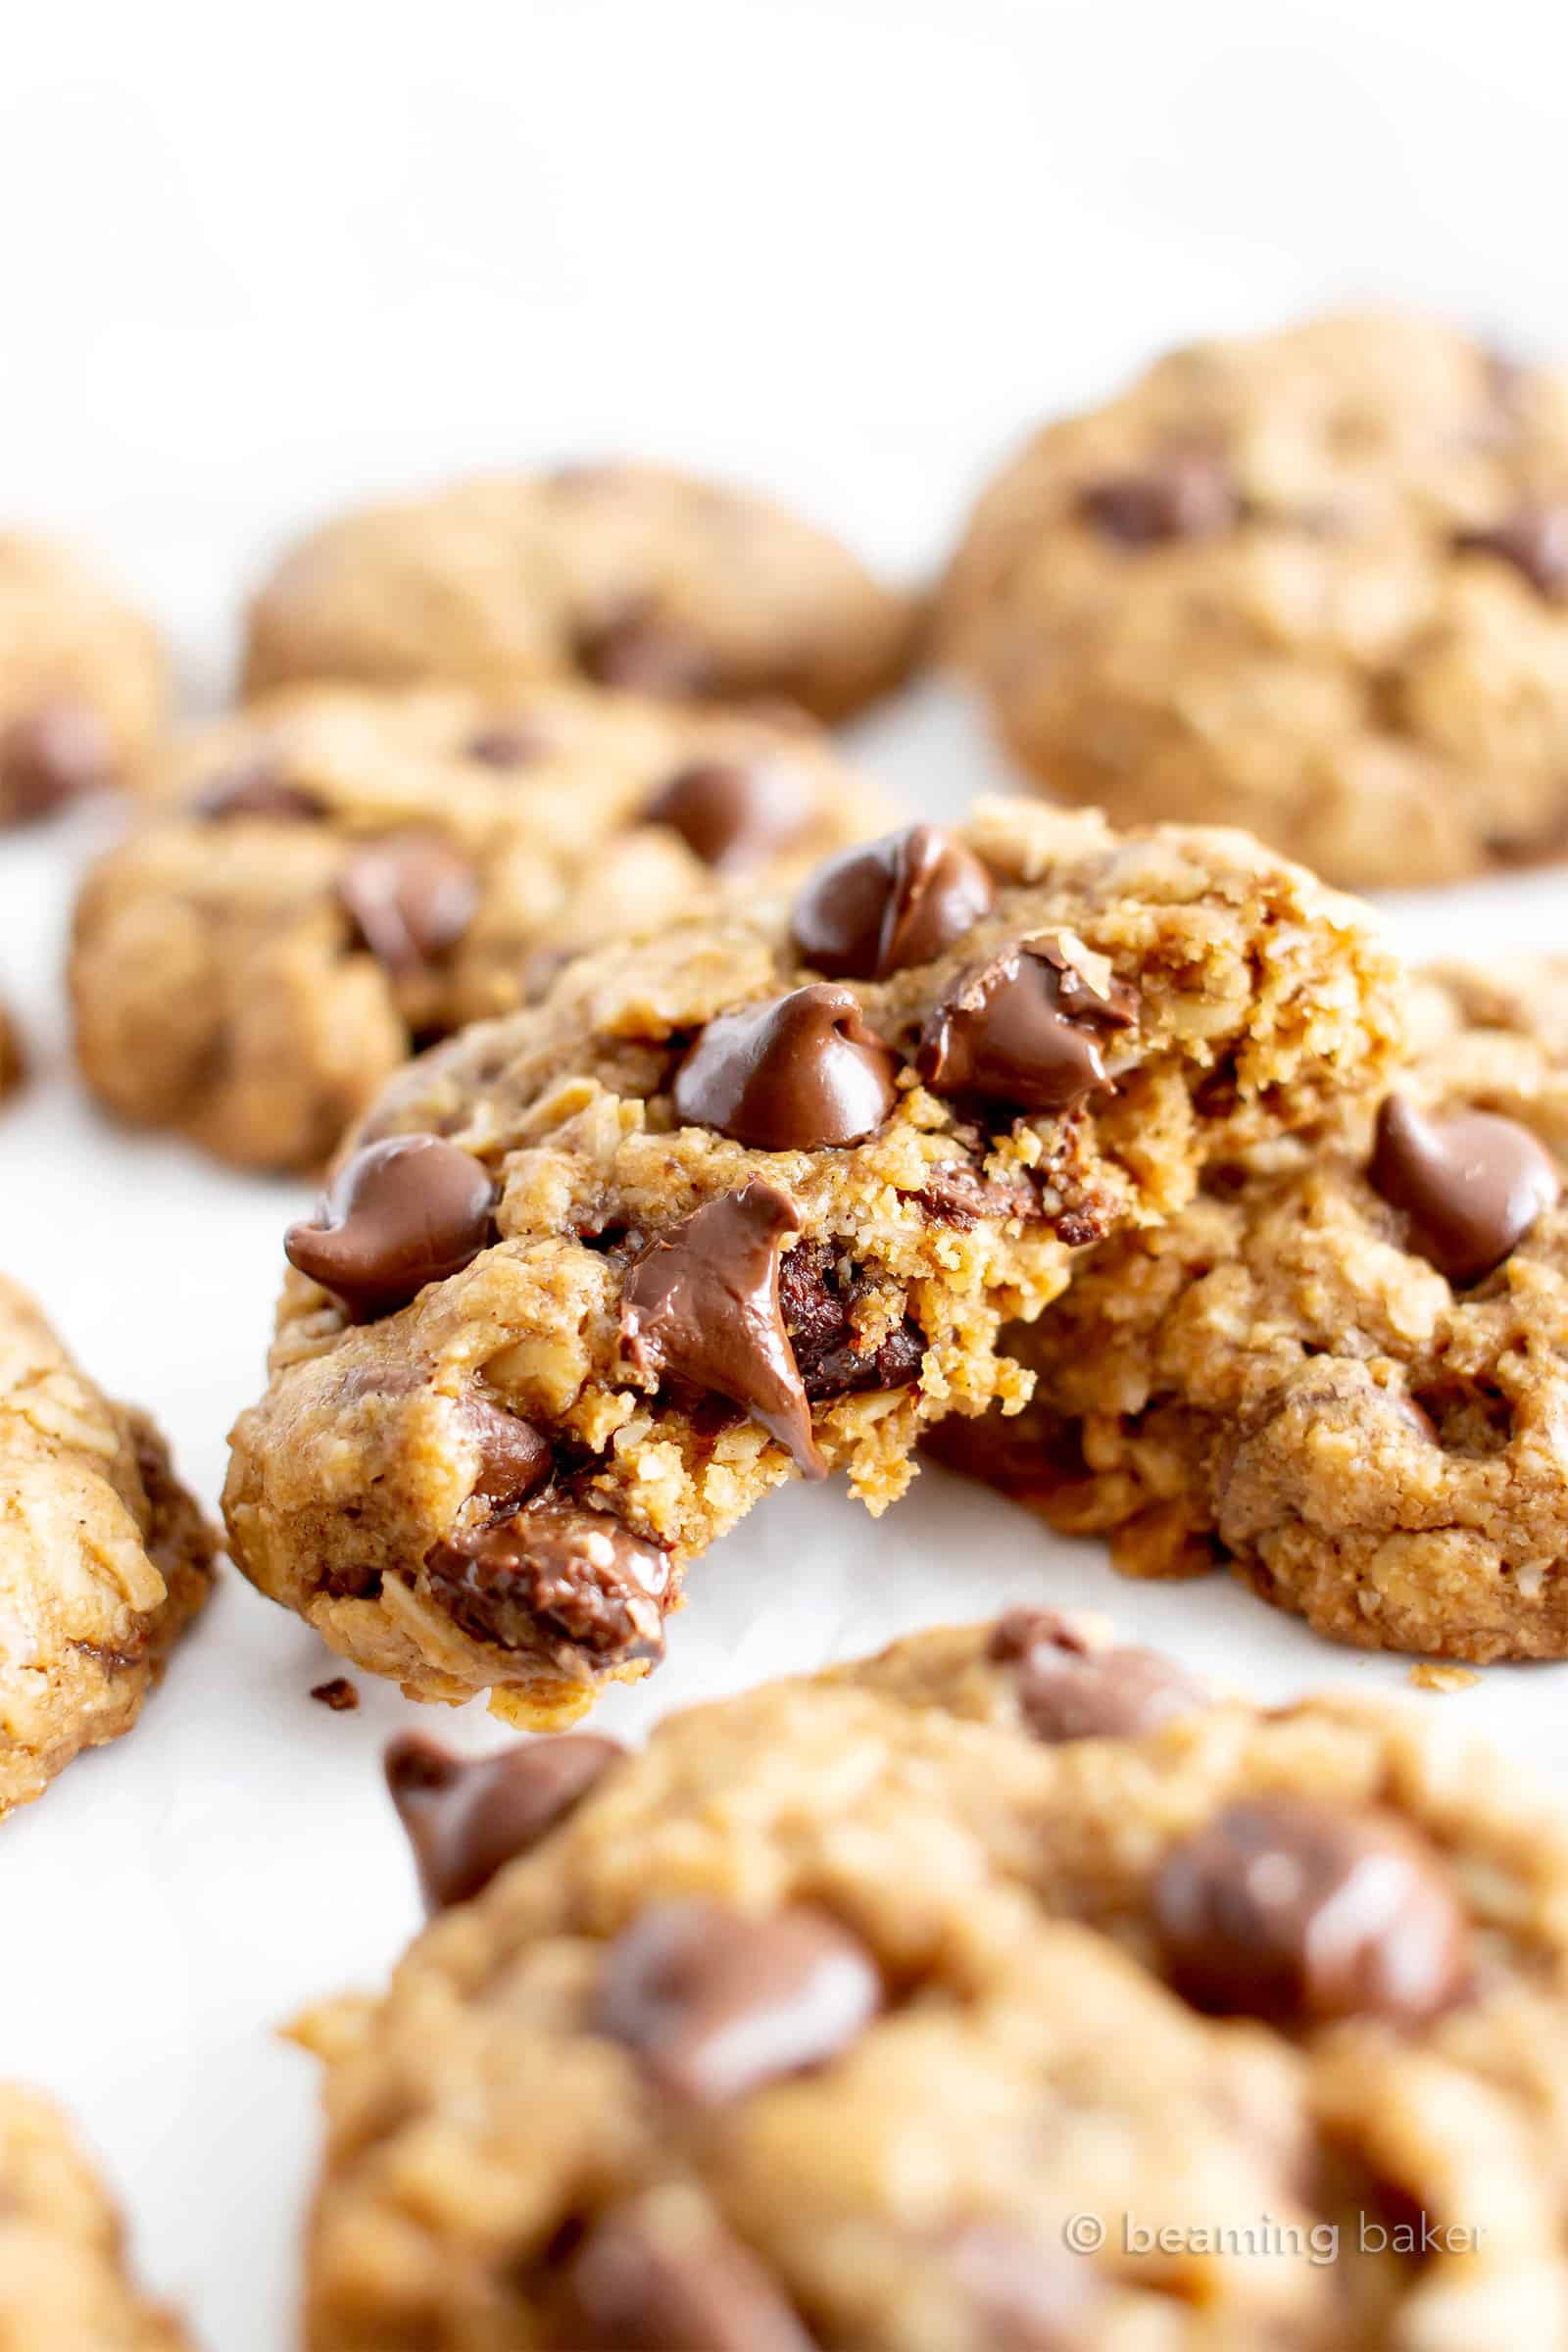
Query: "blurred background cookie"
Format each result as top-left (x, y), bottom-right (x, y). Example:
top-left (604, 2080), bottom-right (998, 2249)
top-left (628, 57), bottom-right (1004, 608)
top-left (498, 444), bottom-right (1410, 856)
top-left (0, 534), bottom-right (168, 827)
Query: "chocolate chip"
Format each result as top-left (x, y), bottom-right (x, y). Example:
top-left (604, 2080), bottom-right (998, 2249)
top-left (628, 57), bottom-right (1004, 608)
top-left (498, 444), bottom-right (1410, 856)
top-left (1079, 452), bottom-right (1239, 547)
top-left (1454, 503), bottom-right (1568, 600)
top-left (673, 984), bottom-right (899, 1150)
top-left (465, 723), bottom-right (549, 768)
top-left (192, 757), bottom-right (325, 822)
top-left (620, 1182), bottom-right (825, 1474)
top-left (988, 1609), bottom-right (1210, 1742)
top-left (791, 824), bottom-right (996, 981)
top-left (384, 1730), bottom-right (623, 1910)
top-left (917, 940), bottom-right (1136, 1115)
top-left (567, 2203), bottom-right (815, 2352)
top-left (1368, 1094), bottom-right (1559, 1284)
top-left (639, 760), bottom-right (810, 873)
top-left (0, 700), bottom-right (117, 822)
top-left (337, 832), bottom-right (479, 976)
top-left (464, 1396), bottom-right (555, 1512)
top-left (284, 1134), bottom-right (496, 1320)
top-left (776, 1240), bottom-right (924, 1400)
top-left (593, 1898), bottom-right (881, 2104)
top-left (578, 607), bottom-right (718, 699)
top-left (1152, 1795), bottom-right (1472, 2028)
top-left (310, 1676), bottom-right (360, 1710)
top-left (423, 1502), bottom-right (670, 1667)
top-left (915, 1162), bottom-right (1043, 1229)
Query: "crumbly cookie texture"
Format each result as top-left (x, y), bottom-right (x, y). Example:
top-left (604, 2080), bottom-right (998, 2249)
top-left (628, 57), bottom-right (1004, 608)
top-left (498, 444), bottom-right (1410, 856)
top-left (70, 680), bottom-right (889, 1173)
top-left (300, 1612), bottom-right (1568, 2350)
top-left (942, 311), bottom-right (1568, 888)
top-left (0, 532), bottom-right (168, 826)
top-left (933, 960), bottom-right (1568, 1662)
top-left (243, 462), bottom-right (916, 723)
top-left (222, 799), bottom-right (1400, 1723)
top-left (0, 1278), bottom-right (217, 1817)
top-left (0, 2087), bottom-right (192, 2350)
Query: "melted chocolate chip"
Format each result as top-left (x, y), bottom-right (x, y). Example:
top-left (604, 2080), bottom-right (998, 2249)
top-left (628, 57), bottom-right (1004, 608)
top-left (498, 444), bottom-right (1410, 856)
top-left (192, 758), bottom-right (325, 822)
top-left (673, 984), bottom-right (899, 1150)
top-left (917, 940), bottom-right (1136, 1114)
top-left (1079, 452), bottom-right (1239, 547)
top-left (284, 1134), bottom-right (496, 1320)
top-left (337, 833), bottom-right (478, 976)
top-left (593, 1898), bottom-right (881, 2104)
top-left (578, 607), bottom-right (718, 699)
top-left (423, 1502), bottom-right (670, 1666)
top-left (1152, 1795), bottom-right (1472, 2028)
top-left (639, 760), bottom-right (810, 872)
top-left (791, 824), bottom-right (996, 980)
top-left (988, 1609), bottom-right (1210, 1742)
top-left (1454, 503), bottom-right (1568, 600)
top-left (0, 700), bottom-right (116, 822)
top-left (385, 1730), bottom-right (623, 1910)
top-left (916, 1161), bottom-right (1043, 1229)
top-left (776, 1241), bottom-right (925, 1399)
top-left (568, 2204), bottom-right (815, 2352)
top-left (464, 1397), bottom-right (555, 1512)
top-left (465, 723), bottom-right (549, 768)
top-left (1369, 1095), bottom-right (1559, 1284)
top-left (619, 1183), bottom-right (825, 1474)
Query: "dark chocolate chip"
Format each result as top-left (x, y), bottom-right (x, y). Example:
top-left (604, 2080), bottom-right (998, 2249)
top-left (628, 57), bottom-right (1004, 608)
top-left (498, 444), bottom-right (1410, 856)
top-left (567, 2203), bottom-right (816, 2352)
top-left (619, 1182), bottom-right (825, 1475)
top-left (916, 940), bottom-right (1136, 1114)
top-left (791, 824), bottom-right (996, 980)
top-left (191, 757), bottom-right (325, 822)
top-left (0, 700), bottom-right (117, 822)
top-left (916, 1161), bottom-right (1043, 1229)
top-left (1454, 503), bottom-right (1568, 600)
top-left (1152, 1794), bottom-right (1472, 2028)
top-left (464, 1397), bottom-right (555, 1512)
top-left (423, 1502), bottom-right (670, 1666)
top-left (639, 760), bottom-right (810, 873)
top-left (673, 984), bottom-right (899, 1150)
top-left (284, 1134), bottom-right (496, 1320)
top-left (593, 1897), bottom-right (881, 2104)
top-left (988, 1609), bottom-right (1210, 1742)
top-left (578, 607), bottom-right (718, 699)
top-left (1369, 1094), bottom-right (1559, 1284)
top-left (310, 1676), bottom-right (360, 1710)
top-left (384, 1730), bottom-right (623, 1910)
top-left (465, 723), bottom-right (549, 768)
top-left (776, 1240), bottom-right (924, 1400)
top-left (337, 832), bottom-right (479, 976)
top-left (1079, 452), bottom-right (1239, 547)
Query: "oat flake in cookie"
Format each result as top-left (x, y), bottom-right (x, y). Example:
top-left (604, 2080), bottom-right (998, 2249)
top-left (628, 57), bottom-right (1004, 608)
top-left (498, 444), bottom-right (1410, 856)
top-left (0, 532), bottom-right (168, 825)
top-left (242, 460), bottom-right (917, 722)
top-left (934, 959), bottom-right (1568, 1663)
top-left (0, 2087), bottom-right (192, 2349)
top-left (297, 1614), bottom-right (1568, 2348)
top-left (942, 312), bottom-right (1568, 887)
top-left (69, 679), bottom-right (889, 1173)
top-left (222, 798), bottom-right (1401, 1724)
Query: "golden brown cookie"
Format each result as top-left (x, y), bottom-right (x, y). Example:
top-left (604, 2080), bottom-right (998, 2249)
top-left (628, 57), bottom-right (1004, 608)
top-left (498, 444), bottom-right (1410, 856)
top-left (0, 2087), bottom-right (192, 2349)
top-left (0, 533), bottom-right (168, 826)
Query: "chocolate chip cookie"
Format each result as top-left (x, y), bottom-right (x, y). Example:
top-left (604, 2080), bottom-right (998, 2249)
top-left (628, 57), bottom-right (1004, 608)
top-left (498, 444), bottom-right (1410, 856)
top-left (70, 681), bottom-right (888, 1172)
top-left (243, 463), bottom-right (916, 723)
top-left (222, 799), bottom-right (1400, 1723)
top-left (942, 312), bottom-right (1568, 887)
top-left (0, 2087), bottom-right (191, 2349)
top-left (0, 532), bottom-right (168, 826)
top-left (0, 1278), bottom-right (217, 1818)
top-left (298, 1613), bottom-right (1568, 2348)
top-left (934, 960), bottom-right (1568, 1661)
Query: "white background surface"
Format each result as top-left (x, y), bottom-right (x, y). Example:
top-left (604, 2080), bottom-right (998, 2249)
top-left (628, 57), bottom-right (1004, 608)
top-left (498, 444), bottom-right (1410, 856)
top-left (7, 3), bottom-right (1568, 2344)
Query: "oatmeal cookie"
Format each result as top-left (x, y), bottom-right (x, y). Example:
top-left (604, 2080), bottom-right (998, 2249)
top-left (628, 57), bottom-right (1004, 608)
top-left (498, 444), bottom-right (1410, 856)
top-left (70, 680), bottom-right (888, 1172)
top-left (933, 960), bottom-right (1568, 1662)
top-left (0, 2086), bottom-right (191, 2349)
top-left (0, 1278), bottom-right (217, 1817)
top-left (942, 312), bottom-right (1568, 887)
top-left (0, 532), bottom-right (168, 825)
top-left (298, 1613), bottom-right (1568, 2348)
top-left (243, 463), bottom-right (916, 722)
top-left (222, 799), bottom-right (1400, 1722)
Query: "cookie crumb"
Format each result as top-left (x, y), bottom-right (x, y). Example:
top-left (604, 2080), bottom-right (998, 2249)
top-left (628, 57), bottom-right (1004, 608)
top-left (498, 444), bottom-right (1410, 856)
top-left (1408, 1663), bottom-right (1480, 1694)
top-left (312, 1676), bottom-right (360, 1711)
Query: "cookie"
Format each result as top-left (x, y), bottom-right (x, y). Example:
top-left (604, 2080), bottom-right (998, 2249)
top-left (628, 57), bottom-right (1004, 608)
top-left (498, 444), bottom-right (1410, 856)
top-left (0, 1000), bottom-right (24, 1104)
top-left (942, 312), bottom-right (1568, 888)
top-left (243, 463), bottom-right (916, 723)
top-left (298, 1613), bottom-right (1568, 2349)
top-left (0, 532), bottom-right (168, 826)
top-left (70, 681), bottom-right (889, 1172)
top-left (0, 1278), bottom-right (217, 1817)
top-left (932, 959), bottom-right (1568, 1662)
top-left (0, 2087), bottom-right (191, 2349)
top-left (221, 799), bottom-right (1400, 1723)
